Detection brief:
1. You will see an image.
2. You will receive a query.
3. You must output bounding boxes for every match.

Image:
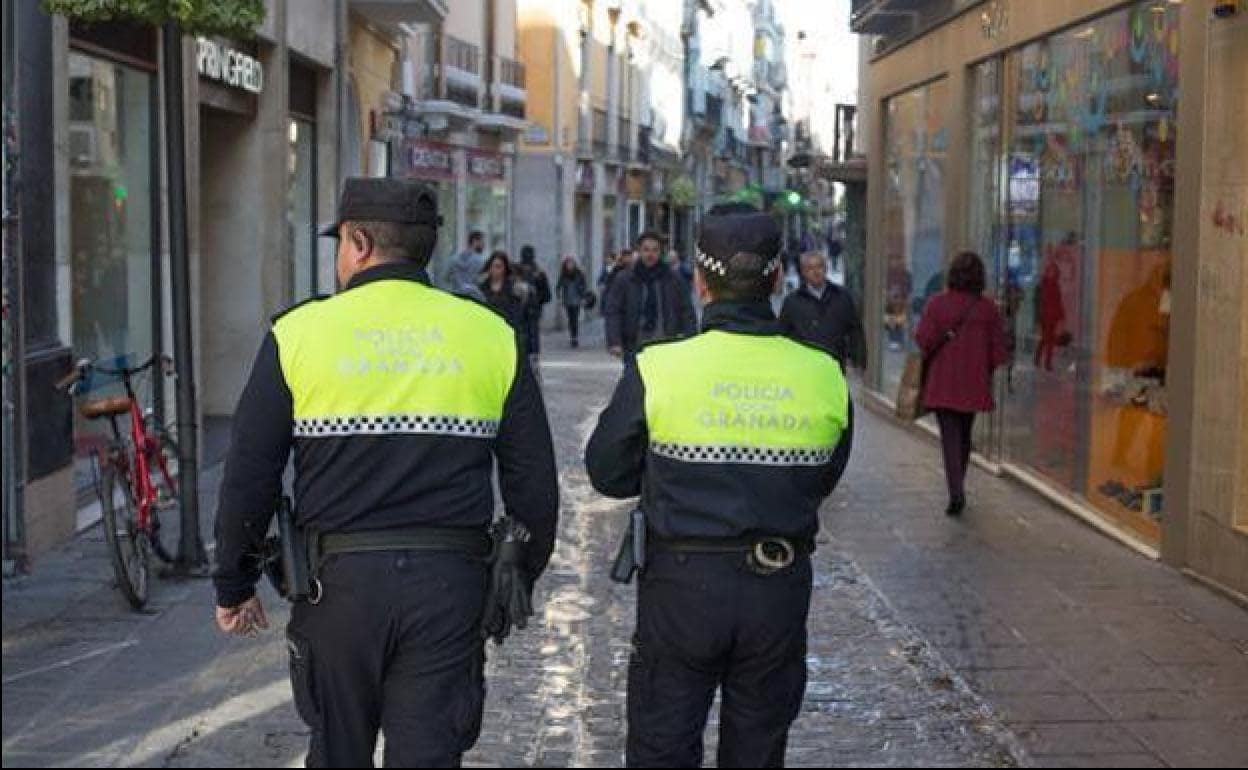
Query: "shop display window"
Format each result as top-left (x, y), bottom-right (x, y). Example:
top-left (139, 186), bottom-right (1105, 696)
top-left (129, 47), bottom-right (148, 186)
top-left (427, 180), bottom-right (458, 281)
top-left (66, 51), bottom-right (156, 500)
top-left (467, 181), bottom-right (510, 255)
top-left (879, 79), bottom-right (948, 400)
top-left (978, 1), bottom-right (1180, 544)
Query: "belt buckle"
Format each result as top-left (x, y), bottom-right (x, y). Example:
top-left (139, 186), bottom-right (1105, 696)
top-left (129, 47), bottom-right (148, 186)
top-left (748, 537), bottom-right (795, 576)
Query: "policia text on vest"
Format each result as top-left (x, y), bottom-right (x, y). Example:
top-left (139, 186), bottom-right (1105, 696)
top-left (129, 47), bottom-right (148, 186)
top-left (212, 257), bottom-right (559, 765)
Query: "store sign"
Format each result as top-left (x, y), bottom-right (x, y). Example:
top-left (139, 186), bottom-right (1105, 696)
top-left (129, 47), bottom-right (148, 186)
top-left (196, 37), bottom-right (263, 94)
top-left (406, 140), bottom-right (455, 180)
top-left (468, 150), bottom-right (505, 182)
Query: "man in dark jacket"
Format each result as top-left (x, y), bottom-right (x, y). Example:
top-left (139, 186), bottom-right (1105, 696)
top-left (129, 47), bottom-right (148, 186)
top-left (779, 251), bottom-right (867, 371)
top-left (605, 233), bottom-right (696, 357)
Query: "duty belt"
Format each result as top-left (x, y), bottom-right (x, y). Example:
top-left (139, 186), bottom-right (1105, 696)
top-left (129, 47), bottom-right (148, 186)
top-left (317, 527), bottom-right (493, 563)
top-left (307, 526), bottom-right (494, 604)
top-left (650, 535), bottom-right (814, 576)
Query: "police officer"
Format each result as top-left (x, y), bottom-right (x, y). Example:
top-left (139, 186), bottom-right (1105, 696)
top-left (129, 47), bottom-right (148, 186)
top-left (585, 203), bottom-right (853, 768)
top-left (212, 178), bottom-right (559, 767)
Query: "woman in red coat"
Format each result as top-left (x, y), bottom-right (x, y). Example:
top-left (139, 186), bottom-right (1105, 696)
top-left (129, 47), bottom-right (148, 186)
top-left (915, 252), bottom-right (1009, 515)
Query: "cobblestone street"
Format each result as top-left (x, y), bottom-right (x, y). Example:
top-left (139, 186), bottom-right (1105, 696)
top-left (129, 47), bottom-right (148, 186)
top-left (3, 324), bottom-right (1245, 768)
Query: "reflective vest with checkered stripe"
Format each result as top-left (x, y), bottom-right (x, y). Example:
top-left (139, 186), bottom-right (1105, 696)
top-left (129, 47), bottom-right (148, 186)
top-left (272, 279), bottom-right (517, 440)
top-left (636, 331), bottom-right (849, 466)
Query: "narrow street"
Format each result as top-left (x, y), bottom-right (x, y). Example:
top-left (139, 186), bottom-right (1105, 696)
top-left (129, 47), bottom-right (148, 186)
top-left (3, 322), bottom-right (1245, 768)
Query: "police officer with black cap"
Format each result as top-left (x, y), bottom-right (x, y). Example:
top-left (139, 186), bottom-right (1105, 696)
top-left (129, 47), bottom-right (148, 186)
top-left (586, 203), bottom-right (854, 767)
top-left (213, 178), bottom-right (559, 767)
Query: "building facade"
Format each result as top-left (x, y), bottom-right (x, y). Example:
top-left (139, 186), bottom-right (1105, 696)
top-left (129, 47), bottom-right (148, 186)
top-left (514, 0), bottom-right (657, 287)
top-left (392, 0), bottom-right (528, 283)
top-left (854, 0), bottom-right (1248, 597)
top-left (3, 0), bottom-right (350, 568)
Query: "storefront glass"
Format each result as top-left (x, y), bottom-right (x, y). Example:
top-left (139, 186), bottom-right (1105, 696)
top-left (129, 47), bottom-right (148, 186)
top-left (989, 1), bottom-right (1180, 543)
top-left (968, 59), bottom-right (1007, 455)
top-left (879, 79), bottom-right (948, 398)
top-left (466, 181), bottom-right (509, 254)
top-left (428, 180), bottom-right (458, 281)
top-left (67, 51), bottom-right (155, 496)
top-left (288, 118), bottom-right (316, 300)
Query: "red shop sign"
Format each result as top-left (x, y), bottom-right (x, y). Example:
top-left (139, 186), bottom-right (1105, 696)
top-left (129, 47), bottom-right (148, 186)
top-left (467, 150), bottom-right (505, 181)
top-left (406, 140), bottom-right (455, 180)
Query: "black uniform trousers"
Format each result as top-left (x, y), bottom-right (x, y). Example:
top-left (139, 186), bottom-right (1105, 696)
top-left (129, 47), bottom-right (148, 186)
top-left (627, 550), bottom-right (813, 768)
top-left (286, 551), bottom-right (489, 768)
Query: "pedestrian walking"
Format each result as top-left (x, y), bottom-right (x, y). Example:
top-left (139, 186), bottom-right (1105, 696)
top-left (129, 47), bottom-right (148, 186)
top-left (585, 203), bottom-right (854, 767)
top-left (556, 256), bottom-right (589, 348)
top-left (479, 250), bottom-right (533, 352)
top-left (604, 233), bottom-right (696, 358)
top-left (212, 178), bottom-right (559, 767)
top-left (517, 244), bottom-right (552, 366)
top-left (779, 251), bottom-right (867, 371)
top-left (443, 229), bottom-right (487, 299)
top-left (599, 248), bottom-right (632, 319)
top-left (915, 250), bottom-right (1009, 516)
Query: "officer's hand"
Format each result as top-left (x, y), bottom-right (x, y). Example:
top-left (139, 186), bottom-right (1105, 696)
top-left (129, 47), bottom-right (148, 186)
top-left (608, 346), bottom-right (623, 358)
top-left (216, 596), bottom-right (269, 638)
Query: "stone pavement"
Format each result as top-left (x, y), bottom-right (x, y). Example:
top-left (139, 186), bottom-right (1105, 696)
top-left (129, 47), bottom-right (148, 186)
top-left (2, 319), bottom-right (1246, 768)
top-left (830, 402), bottom-right (1248, 767)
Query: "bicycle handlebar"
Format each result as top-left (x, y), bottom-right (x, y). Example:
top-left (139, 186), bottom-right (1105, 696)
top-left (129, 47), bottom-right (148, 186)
top-left (57, 353), bottom-right (175, 394)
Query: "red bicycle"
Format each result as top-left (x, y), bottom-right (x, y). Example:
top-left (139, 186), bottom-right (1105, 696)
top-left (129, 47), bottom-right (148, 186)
top-left (58, 354), bottom-right (179, 609)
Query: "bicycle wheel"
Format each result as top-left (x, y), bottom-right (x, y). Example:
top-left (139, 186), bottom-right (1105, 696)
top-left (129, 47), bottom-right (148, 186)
top-left (146, 433), bottom-right (180, 565)
top-left (102, 461), bottom-right (152, 610)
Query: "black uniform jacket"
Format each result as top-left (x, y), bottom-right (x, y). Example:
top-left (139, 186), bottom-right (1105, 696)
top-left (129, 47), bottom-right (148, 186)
top-left (213, 262), bottom-right (559, 607)
top-left (778, 282), bottom-right (867, 370)
top-left (585, 301), bottom-right (854, 542)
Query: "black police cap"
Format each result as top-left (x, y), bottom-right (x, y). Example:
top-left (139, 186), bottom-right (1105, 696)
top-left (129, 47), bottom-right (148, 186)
top-left (697, 204), bottom-right (782, 277)
top-left (319, 177), bottom-right (441, 237)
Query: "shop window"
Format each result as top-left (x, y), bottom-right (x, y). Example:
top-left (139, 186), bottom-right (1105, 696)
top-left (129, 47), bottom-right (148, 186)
top-left (66, 50), bottom-right (157, 501)
top-left (467, 180), bottom-right (510, 256)
top-left (879, 78), bottom-right (948, 399)
top-left (990, 2), bottom-right (1180, 544)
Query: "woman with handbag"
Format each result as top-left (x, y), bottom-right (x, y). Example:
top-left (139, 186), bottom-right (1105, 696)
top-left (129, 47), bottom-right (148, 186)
top-left (915, 251), bottom-right (1009, 516)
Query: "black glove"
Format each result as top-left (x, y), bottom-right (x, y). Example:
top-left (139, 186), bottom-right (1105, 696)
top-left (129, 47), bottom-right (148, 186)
top-left (482, 517), bottom-right (534, 645)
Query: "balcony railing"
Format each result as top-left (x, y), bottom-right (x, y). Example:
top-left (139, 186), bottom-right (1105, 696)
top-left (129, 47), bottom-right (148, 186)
top-left (499, 56), bottom-right (525, 90)
top-left (434, 33), bottom-right (481, 109)
top-left (596, 107), bottom-right (611, 155)
top-left (443, 34), bottom-right (481, 76)
top-left (488, 55), bottom-right (526, 119)
top-left (618, 118), bottom-right (632, 160)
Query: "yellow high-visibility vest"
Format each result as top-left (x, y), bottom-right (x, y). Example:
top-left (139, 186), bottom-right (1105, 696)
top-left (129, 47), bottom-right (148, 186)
top-left (636, 331), bottom-right (849, 465)
top-left (273, 280), bottom-right (517, 439)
